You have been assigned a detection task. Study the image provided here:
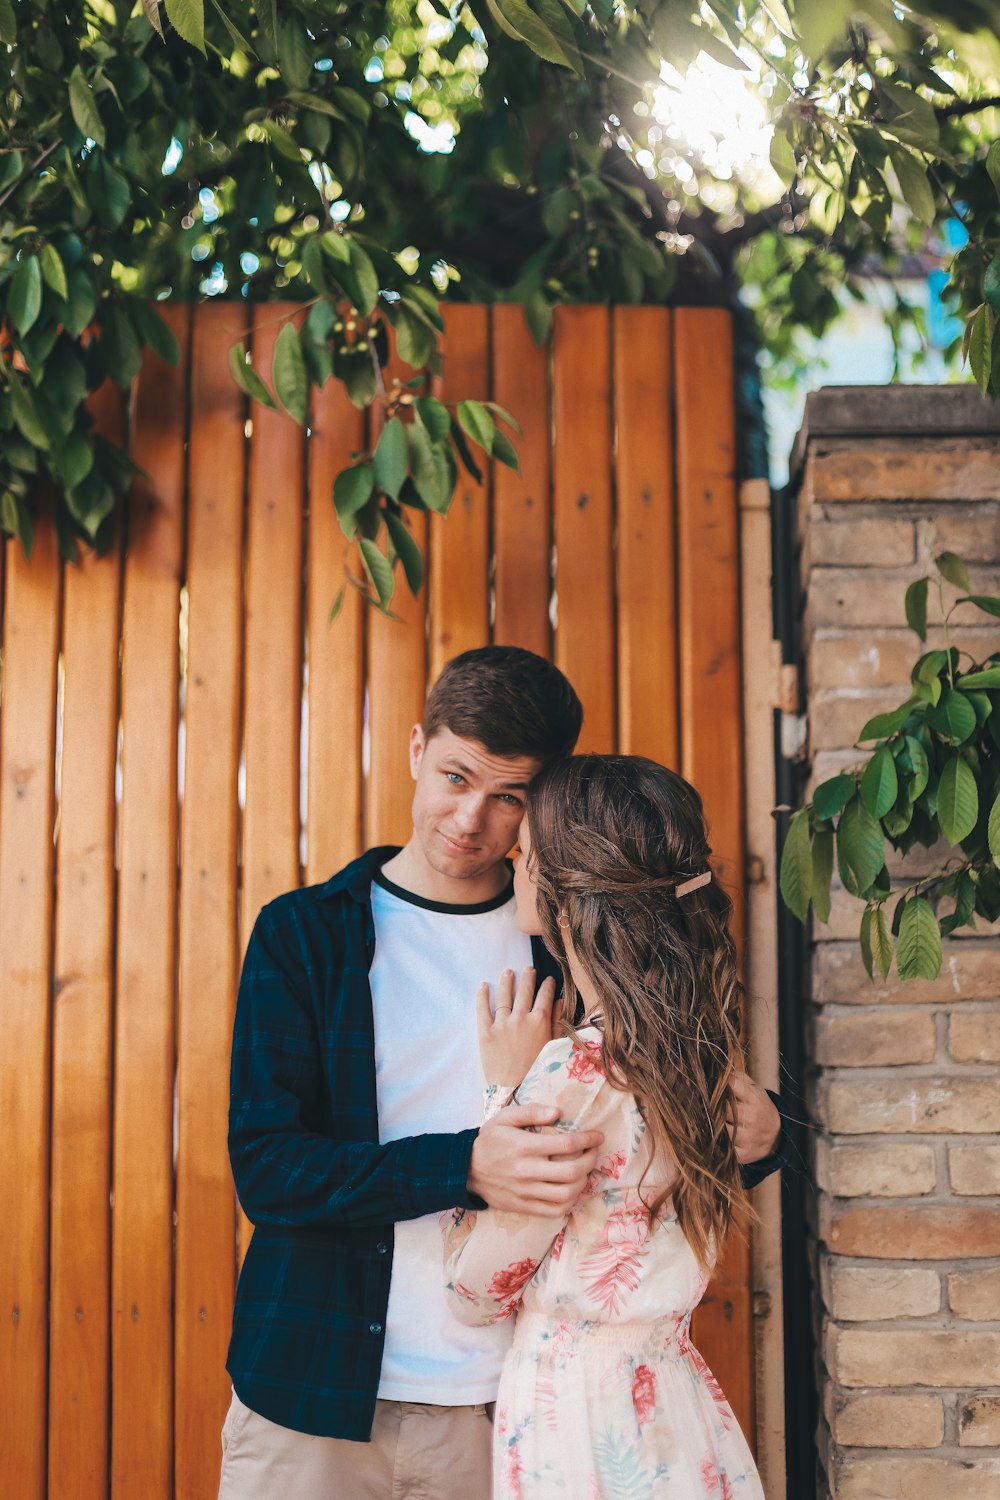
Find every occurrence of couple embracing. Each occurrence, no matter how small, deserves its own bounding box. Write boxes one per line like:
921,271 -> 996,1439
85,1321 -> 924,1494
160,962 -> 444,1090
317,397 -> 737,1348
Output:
219,647 -> 785,1499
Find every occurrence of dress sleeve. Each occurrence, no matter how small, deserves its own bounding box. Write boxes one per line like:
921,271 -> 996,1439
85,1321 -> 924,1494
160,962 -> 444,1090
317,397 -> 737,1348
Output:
441,1032 -> 609,1326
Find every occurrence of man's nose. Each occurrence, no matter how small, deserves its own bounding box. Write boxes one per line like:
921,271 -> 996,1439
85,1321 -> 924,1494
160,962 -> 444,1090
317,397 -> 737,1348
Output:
454,795 -> 487,830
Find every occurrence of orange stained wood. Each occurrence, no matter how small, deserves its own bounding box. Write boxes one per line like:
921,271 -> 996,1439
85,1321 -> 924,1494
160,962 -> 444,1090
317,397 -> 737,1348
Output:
429,304 -> 490,679
306,374 -> 366,882
490,306 -> 551,657
673,307 -> 752,1440
174,301 -> 246,1500
613,307 -> 679,768
0,516 -> 61,1500
47,385 -> 124,1500
366,332 -> 427,848
112,303 -> 189,1500
239,305 -> 307,1260
551,306 -> 615,752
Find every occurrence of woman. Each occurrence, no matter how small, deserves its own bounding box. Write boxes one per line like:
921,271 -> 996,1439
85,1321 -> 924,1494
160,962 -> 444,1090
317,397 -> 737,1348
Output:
441,755 -> 764,1498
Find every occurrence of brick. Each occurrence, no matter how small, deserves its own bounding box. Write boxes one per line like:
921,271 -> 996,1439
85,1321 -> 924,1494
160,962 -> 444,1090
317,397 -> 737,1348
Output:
808,436 -> 1000,502
808,566 -> 1000,630
822,1260 -> 940,1321
812,687 -> 905,750
830,1393 -> 943,1449
810,626 -> 1000,691
832,1455 -> 1000,1500
827,1326 -> 1000,1387
814,1010 -> 936,1067
959,1396 -> 1000,1447
822,1203 -> 1000,1259
812,943 -> 1000,1005
949,1267 -> 1000,1321
816,1140 -> 936,1198
921,509 -> 1000,563
823,886 -> 1000,942
950,1146 -> 1000,1195
816,1077 -> 1000,1134
951,1013 -> 1000,1063
811,517 -> 917,568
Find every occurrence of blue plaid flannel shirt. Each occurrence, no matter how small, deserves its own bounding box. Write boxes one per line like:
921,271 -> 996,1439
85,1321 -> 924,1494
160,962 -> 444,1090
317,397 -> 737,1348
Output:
226,845 -> 789,1442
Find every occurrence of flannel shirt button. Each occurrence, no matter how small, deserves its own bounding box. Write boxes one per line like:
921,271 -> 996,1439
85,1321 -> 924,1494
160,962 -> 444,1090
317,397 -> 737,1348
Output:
376,1241 -> 388,1255
369,1322 -> 382,1335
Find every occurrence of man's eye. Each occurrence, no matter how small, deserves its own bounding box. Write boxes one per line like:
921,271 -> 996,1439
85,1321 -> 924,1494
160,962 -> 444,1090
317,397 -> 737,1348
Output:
446,771 -> 464,784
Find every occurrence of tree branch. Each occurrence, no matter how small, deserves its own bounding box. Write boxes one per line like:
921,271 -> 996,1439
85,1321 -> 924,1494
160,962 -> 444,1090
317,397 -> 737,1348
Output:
0,139 -> 63,212
936,95 -> 1000,120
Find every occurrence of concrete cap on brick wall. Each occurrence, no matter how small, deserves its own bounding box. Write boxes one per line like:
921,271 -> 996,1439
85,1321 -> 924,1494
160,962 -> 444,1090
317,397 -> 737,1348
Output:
789,385 -> 1000,483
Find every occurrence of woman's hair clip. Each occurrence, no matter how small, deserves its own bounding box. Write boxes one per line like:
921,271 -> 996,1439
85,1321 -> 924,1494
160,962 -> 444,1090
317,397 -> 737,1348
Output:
674,871 -> 712,899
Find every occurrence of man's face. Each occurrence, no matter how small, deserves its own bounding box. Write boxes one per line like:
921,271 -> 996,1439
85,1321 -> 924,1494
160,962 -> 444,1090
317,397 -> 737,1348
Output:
408,727 -> 542,886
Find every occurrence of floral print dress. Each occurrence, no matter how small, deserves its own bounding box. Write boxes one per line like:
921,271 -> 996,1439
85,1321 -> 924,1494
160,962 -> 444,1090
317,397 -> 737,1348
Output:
441,1029 -> 765,1500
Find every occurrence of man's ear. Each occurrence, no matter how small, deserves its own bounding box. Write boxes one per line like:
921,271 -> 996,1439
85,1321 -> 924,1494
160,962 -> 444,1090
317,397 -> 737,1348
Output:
408,723 -> 425,780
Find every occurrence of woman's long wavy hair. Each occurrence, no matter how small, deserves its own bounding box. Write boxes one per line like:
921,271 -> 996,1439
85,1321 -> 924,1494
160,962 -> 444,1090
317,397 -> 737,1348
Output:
526,754 -> 748,1269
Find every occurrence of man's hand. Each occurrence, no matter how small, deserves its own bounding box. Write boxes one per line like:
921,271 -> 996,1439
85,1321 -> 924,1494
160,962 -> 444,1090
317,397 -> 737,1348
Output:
468,1103 -> 603,1216
730,1073 -> 781,1164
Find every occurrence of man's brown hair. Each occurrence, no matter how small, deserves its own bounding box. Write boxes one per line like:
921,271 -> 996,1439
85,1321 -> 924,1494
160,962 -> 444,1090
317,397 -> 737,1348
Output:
422,646 -> 582,763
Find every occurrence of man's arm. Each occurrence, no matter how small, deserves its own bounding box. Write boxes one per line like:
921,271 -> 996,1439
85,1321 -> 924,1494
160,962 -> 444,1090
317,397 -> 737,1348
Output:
733,1074 -> 793,1189
229,907 -> 602,1229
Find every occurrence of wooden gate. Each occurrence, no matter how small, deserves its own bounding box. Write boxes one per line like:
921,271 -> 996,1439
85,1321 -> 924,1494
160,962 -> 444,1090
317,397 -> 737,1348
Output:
0,301 -> 748,1499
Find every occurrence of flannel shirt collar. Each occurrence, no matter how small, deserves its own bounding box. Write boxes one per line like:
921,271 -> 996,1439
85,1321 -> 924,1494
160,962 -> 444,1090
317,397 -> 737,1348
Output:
318,845 -> 401,904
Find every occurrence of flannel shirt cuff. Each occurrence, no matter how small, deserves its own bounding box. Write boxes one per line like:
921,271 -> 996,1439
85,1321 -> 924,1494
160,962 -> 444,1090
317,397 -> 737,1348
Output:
739,1089 -> 793,1190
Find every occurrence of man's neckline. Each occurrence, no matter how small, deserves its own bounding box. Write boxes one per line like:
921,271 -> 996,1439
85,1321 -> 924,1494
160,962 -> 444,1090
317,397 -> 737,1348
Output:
373,867 -> 516,916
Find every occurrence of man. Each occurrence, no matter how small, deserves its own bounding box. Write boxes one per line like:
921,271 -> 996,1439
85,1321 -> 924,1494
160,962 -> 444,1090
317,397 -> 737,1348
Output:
219,646 -> 785,1498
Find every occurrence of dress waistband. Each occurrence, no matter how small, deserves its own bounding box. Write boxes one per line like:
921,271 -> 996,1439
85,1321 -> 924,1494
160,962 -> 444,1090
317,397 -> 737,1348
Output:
512,1311 -> 692,1361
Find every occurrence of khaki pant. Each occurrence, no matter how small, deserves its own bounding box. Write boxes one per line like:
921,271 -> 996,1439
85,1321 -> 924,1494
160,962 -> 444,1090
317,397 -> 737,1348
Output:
217,1389 -> 494,1500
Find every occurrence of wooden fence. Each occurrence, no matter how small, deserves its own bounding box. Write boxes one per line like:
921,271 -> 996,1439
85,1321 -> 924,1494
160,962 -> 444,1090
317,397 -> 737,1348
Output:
0,301 -> 748,1498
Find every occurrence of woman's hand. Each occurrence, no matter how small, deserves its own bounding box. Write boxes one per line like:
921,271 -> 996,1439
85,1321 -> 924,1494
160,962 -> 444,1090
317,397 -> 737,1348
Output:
476,967 -> 560,1088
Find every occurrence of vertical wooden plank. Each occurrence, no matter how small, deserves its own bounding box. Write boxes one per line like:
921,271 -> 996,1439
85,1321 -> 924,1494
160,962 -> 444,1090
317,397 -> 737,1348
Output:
48,386 -> 124,1500
674,306 -> 753,1444
366,334 -> 427,848
0,519 -> 61,1500
491,306 -> 551,656
239,306 -> 305,1255
112,304 -> 188,1500
174,303 -> 246,1500
429,304 -> 490,680
551,306 -> 615,751
614,307 -> 678,767
305,377 -> 365,883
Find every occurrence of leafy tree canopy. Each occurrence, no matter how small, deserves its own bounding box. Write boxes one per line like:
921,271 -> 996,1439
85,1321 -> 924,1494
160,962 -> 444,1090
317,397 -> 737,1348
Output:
3,0 -> 1000,605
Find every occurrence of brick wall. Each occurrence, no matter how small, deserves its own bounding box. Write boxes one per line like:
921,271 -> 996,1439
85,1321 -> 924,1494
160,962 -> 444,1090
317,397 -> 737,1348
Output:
794,388 -> 1000,1499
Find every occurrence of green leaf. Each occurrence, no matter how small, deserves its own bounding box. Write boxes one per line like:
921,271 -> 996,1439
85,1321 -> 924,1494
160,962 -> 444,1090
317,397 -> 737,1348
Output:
69,65 -> 106,147
0,0 -> 16,45
10,380 -> 51,448
836,795 -> 886,898
969,304 -> 994,395
414,397 -> 451,444
101,305 -> 143,388
394,304 -> 434,368
936,756 -> 979,844
935,551 -> 971,592
857,699 -> 917,744
384,509 -> 424,595
769,126 -> 797,189
207,0 -> 255,54
164,0 -> 205,52
492,430 -> 520,472
812,773 -> 855,821
272,321 -> 308,423
485,0 -> 581,72
779,808 -> 812,923
886,142 -> 935,226
904,577 -> 928,641
457,400 -> 496,454
87,155 -> 131,231
51,428 -> 94,490
132,302 -> 181,366
373,417 -> 408,501
1,490 -> 34,556
958,594 -> 1000,619
39,244 -> 68,302
876,81 -> 940,151
408,419 -> 453,513
346,241 -> 379,316
988,789 -> 1000,865
359,537 -> 395,608
860,744 -> 898,820
228,342 -> 277,410
320,230 -> 351,265
902,735 -> 930,799
928,688 -> 977,745
896,896 -> 943,981
484,401 -> 521,435
859,906 -> 875,980
8,256 -> 42,336
913,648 -> 948,686
987,142 -> 1000,204
871,905 -> 894,981
985,261 -> 1000,320
811,828 -> 833,924
278,10 -> 312,90
959,666 -> 1000,691
62,268 -> 97,338
333,463 -> 373,537
524,290 -> 552,345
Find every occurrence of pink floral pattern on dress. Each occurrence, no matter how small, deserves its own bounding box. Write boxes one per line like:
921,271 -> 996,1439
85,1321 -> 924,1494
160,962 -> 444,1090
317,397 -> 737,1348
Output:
440,1029 -> 764,1499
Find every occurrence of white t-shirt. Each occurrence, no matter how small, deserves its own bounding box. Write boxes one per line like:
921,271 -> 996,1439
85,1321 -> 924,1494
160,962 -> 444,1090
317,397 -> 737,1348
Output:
369,870 -> 534,1404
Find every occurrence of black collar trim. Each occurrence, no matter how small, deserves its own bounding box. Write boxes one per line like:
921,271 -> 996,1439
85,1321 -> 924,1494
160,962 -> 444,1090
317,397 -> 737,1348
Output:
373,868 -> 516,916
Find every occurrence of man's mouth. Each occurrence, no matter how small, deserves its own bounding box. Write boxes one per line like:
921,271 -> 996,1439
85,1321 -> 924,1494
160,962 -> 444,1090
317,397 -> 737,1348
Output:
440,831 -> 478,854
